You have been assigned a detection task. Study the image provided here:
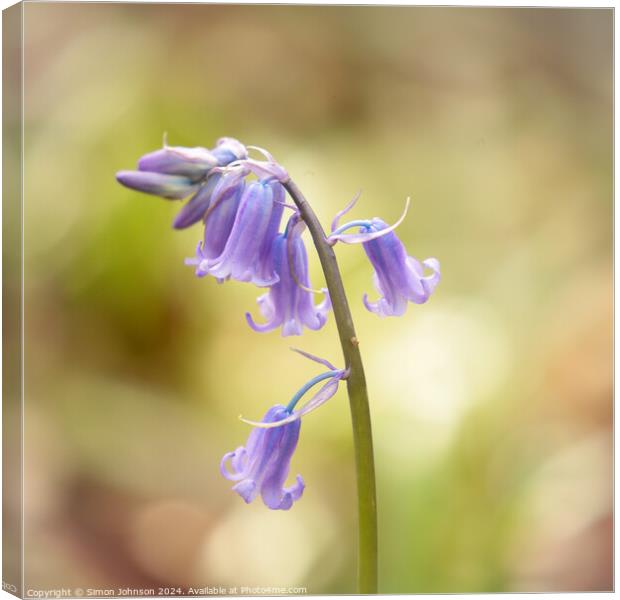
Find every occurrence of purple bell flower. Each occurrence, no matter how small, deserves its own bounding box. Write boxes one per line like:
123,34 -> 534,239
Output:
186,178 -> 283,286
253,180 -> 285,284
246,214 -> 331,336
200,175 -> 246,260
221,405 -> 304,510
221,350 -> 346,510
116,137 -> 248,217
329,197 -> 440,317
184,182 -> 245,280
360,222 -> 440,317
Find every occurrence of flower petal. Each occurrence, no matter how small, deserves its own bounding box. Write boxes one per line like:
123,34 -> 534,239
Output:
207,181 -> 278,285
220,447 -> 247,481
282,319 -> 304,337
232,479 -> 258,503
245,308 -> 279,333
172,174 -> 220,229
138,145 -> 218,181
285,475 -> 305,501
185,242 -> 211,277
200,180 -> 244,261
421,258 -> 441,295
259,418 -> 302,510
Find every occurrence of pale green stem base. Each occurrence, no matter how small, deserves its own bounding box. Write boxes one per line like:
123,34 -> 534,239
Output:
283,179 -> 378,594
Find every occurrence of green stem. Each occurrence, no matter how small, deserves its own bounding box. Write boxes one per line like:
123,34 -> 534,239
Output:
283,178 -> 378,594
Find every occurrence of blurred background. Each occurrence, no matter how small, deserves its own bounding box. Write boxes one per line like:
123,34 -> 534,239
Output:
5,3 -> 612,594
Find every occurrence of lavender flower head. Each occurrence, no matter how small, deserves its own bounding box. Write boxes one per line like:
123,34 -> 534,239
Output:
116,137 -> 248,226
118,135 -> 442,537
329,197 -> 441,317
221,350 -> 346,510
246,213 -> 331,336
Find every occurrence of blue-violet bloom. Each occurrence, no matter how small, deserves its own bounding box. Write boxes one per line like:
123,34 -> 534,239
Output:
221,351 -> 346,510
329,197 -> 440,317
221,404 -> 304,510
186,178 -> 283,286
184,176 -> 246,280
246,213 -> 331,336
116,137 -> 247,221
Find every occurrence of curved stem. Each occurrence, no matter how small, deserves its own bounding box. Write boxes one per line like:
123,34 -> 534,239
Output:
283,178 -> 378,594
286,370 -> 342,413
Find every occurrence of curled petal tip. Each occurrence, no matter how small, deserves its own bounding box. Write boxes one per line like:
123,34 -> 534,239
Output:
330,190 -> 362,233
238,412 -> 299,429
229,158 -> 289,183
247,145 -> 276,162
328,196 -> 411,244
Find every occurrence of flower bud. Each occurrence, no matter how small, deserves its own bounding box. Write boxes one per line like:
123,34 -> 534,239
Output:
211,137 -> 248,165
138,146 -> 218,181
115,170 -> 197,200
172,174 -> 221,229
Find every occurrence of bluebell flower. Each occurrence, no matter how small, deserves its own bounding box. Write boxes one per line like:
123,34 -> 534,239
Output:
221,351 -> 346,510
186,178 -> 284,286
184,176 -> 246,280
246,213 -> 331,336
220,405 -> 304,510
329,197 -> 440,317
116,137 -> 248,225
